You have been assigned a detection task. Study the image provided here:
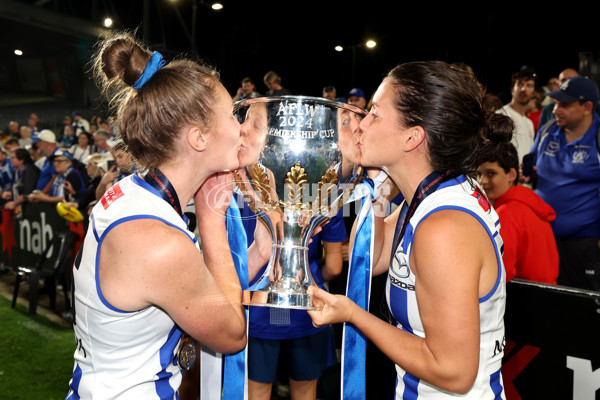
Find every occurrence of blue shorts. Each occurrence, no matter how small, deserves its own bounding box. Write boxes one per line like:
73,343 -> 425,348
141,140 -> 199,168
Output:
247,327 -> 335,383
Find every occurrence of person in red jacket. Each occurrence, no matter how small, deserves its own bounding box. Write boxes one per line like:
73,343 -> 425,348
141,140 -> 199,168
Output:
477,141 -> 559,284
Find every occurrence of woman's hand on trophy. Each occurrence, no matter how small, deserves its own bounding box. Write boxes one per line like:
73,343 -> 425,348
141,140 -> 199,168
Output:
306,285 -> 356,327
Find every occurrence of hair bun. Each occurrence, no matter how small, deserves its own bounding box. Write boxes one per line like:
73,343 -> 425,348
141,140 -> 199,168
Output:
98,34 -> 151,88
484,111 -> 514,143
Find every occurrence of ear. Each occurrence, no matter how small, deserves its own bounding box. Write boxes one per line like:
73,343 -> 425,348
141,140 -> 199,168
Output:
508,167 -> 517,185
405,126 -> 426,151
187,125 -> 208,152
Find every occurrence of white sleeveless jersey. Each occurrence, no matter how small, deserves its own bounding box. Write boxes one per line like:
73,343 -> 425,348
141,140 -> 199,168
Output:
66,174 -> 199,399
386,175 -> 506,399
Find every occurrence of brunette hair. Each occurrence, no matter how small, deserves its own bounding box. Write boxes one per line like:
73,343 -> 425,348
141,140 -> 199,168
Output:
386,61 -> 513,179
92,30 -> 221,171
13,148 -> 34,165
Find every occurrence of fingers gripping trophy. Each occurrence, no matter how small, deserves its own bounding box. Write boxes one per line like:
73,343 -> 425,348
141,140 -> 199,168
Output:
234,96 -> 365,310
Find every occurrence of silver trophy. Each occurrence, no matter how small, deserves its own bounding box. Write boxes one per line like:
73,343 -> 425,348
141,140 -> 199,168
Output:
234,96 -> 366,310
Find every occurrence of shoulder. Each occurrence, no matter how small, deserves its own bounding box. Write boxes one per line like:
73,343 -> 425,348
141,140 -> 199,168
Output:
104,218 -> 199,273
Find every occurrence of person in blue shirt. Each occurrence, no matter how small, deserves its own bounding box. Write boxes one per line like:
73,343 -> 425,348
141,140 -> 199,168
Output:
32,129 -> 59,192
528,76 -> 600,290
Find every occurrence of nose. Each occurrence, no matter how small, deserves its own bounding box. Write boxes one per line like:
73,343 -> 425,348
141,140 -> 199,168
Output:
359,113 -> 370,133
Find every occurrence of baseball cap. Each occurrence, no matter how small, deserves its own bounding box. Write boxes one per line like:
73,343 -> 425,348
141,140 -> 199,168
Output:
71,110 -> 81,118
546,76 -> 599,104
32,129 -> 57,144
50,149 -> 73,161
348,88 -> 365,99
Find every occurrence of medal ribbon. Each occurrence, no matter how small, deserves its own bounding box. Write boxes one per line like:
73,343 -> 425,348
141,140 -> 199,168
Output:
391,171 -> 445,257
381,171 -> 445,328
221,192 -> 272,399
222,192 -> 249,399
342,177 -> 376,400
143,169 -> 183,218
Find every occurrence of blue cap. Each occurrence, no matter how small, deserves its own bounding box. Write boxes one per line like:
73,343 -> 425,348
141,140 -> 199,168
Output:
347,88 -> 365,99
546,76 -> 599,105
50,149 -> 73,161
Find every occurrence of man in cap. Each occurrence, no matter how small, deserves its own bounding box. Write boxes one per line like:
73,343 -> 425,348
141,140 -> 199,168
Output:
28,149 -> 86,204
347,87 -> 367,109
529,76 -> 600,290
32,129 -> 59,192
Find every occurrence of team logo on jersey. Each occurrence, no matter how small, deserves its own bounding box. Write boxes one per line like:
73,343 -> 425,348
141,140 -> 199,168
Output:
471,186 -> 490,212
544,141 -> 560,156
101,183 -> 124,209
391,250 -> 410,279
390,250 -> 415,291
572,150 -> 588,163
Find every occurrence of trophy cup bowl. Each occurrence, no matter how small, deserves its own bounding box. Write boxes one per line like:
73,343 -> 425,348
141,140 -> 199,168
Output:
234,96 -> 366,310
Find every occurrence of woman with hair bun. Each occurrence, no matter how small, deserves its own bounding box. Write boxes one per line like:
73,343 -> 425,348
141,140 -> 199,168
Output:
309,61 -> 509,398
65,31 -> 267,399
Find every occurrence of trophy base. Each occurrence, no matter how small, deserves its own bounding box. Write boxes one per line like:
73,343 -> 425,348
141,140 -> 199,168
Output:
243,288 -> 320,310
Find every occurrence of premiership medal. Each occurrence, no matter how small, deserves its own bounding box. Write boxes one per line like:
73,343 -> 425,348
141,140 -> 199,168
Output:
176,334 -> 197,370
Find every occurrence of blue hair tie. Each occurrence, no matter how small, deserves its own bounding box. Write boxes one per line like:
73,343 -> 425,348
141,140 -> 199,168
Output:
133,51 -> 166,90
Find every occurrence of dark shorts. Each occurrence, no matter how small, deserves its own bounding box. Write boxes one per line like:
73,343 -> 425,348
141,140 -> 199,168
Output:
247,327 -> 334,383
557,237 -> 600,291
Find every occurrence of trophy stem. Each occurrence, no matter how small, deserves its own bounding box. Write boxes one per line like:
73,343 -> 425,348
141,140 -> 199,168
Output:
243,212 -> 320,310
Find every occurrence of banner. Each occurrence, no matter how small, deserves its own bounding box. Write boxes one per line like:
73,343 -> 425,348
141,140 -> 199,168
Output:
0,203 -> 71,266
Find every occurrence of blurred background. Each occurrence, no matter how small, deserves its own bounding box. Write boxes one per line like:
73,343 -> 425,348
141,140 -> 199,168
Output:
1,0 -> 599,130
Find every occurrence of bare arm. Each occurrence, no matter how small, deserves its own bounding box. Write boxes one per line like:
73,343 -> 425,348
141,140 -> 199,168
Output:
99,173 -> 247,354
309,209 -> 498,394
321,241 -> 343,281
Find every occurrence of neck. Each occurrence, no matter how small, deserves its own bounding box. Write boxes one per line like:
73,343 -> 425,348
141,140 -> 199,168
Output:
386,163 -> 435,205
509,102 -> 528,116
154,164 -> 213,213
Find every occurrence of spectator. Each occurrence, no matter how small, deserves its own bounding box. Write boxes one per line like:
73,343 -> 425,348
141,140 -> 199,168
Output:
232,76 -> 262,102
28,150 -> 86,204
18,125 -> 32,149
322,85 -> 337,100
529,76 -> 600,291
69,131 -> 95,165
60,124 -> 77,149
0,130 -> 9,146
527,88 -> 545,133
29,142 -> 45,170
347,87 -> 367,109
0,147 -> 14,194
497,68 -> 537,163
66,153 -> 104,216
28,113 -> 40,137
93,129 -> 112,154
32,129 -> 59,192
71,110 -> 90,136
477,139 -> 558,284
538,68 -> 579,129
2,148 -> 40,211
4,138 -> 20,153
542,76 -> 561,106
8,121 -> 20,138
263,71 -> 291,96
62,115 -> 73,138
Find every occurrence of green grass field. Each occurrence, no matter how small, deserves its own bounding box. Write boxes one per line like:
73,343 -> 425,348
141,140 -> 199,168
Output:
0,294 -> 75,400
